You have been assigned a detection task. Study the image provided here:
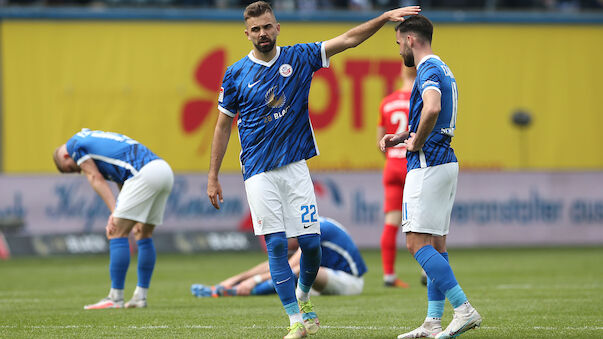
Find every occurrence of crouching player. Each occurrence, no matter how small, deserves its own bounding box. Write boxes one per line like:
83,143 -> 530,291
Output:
192,217 -> 367,298
53,128 -> 174,309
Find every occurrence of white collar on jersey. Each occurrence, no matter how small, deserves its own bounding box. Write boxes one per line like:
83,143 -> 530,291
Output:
248,46 -> 281,67
416,54 -> 441,69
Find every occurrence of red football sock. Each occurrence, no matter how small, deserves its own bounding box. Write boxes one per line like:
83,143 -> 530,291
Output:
381,223 -> 399,275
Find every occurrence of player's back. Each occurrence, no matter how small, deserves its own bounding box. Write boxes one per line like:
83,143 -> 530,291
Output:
66,129 -> 159,183
319,217 -> 367,277
407,55 -> 458,170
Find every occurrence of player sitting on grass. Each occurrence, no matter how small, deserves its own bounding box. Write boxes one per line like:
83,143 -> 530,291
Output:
191,217 -> 367,298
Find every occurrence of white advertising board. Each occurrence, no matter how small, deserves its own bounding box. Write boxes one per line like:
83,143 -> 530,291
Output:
0,172 -> 601,247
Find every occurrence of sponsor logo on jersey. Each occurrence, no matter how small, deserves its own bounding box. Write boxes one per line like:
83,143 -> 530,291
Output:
279,63 -> 293,77
265,86 -> 286,108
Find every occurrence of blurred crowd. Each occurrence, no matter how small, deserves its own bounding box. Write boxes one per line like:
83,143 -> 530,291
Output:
3,0 -> 602,11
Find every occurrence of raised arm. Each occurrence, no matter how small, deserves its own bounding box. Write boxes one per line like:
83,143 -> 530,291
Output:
207,112 -> 234,209
79,159 -> 116,212
324,6 -> 420,59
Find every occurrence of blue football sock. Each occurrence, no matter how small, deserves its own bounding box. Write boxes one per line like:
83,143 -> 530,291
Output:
251,280 -> 276,295
297,233 -> 321,291
136,238 -> 156,288
426,252 -> 449,318
265,232 -> 298,314
445,285 -> 468,309
109,237 -> 130,290
415,245 -> 465,308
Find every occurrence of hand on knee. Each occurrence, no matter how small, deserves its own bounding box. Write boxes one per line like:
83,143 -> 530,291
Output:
105,215 -> 118,239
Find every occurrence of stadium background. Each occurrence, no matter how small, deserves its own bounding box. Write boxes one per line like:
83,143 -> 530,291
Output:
0,6 -> 602,256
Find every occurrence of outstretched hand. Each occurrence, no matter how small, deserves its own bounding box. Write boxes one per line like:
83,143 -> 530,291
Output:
385,6 -> 421,22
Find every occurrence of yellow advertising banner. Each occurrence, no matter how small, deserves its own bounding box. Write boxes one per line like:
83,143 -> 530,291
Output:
2,21 -> 603,173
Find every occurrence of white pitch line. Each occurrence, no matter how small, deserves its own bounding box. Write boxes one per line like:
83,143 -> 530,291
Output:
1,325 -> 601,331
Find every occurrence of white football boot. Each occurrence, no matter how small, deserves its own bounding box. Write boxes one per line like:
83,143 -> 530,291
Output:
435,304 -> 481,339
398,320 -> 442,339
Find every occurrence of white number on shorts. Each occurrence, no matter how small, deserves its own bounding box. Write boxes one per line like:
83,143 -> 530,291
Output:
301,205 -> 317,223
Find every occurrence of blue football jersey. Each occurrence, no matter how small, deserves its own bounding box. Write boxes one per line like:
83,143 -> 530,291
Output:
218,43 -> 328,180
319,217 -> 367,277
66,129 -> 160,184
407,55 -> 458,171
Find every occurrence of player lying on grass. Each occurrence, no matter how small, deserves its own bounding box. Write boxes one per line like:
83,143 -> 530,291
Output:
53,128 -> 174,310
191,217 -> 367,298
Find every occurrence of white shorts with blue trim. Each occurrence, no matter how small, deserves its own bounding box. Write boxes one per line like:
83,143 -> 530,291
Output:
402,162 -> 458,236
113,159 -> 174,226
244,160 -> 320,237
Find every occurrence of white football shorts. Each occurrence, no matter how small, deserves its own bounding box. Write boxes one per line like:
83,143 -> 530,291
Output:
401,162 -> 458,236
318,268 -> 364,296
113,159 -> 174,226
244,160 -> 320,237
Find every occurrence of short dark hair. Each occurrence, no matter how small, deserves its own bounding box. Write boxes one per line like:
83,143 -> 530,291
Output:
395,15 -> 433,44
244,1 -> 274,21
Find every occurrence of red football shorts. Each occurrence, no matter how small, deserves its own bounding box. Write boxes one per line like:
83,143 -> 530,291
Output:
382,158 -> 407,213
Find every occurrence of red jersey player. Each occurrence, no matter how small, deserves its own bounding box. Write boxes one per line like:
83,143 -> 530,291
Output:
376,64 -> 416,288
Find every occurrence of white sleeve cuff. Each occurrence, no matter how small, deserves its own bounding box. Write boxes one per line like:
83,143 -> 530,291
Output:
218,105 -> 236,117
320,42 -> 330,68
421,86 -> 441,97
76,154 -> 91,166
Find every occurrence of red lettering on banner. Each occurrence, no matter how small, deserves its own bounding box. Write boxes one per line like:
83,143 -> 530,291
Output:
377,60 -> 403,97
309,67 -> 340,130
344,60 -> 371,130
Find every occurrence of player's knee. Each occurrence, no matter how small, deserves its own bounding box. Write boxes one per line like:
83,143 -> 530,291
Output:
265,232 -> 288,258
297,233 -> 321,257
133,224 -> 154,240
406,241 -> 418,255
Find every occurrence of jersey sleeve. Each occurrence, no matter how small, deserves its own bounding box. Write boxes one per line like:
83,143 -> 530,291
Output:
419,64 -> 442,97
65,136 -> 90,165
217,67 -> 238,117
296,42 -> 329,72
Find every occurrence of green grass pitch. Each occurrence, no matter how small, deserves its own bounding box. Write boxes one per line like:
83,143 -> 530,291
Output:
1,247 -> 602,338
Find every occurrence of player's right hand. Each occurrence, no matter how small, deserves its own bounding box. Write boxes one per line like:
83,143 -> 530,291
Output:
207,179 -> 223,210
385,6 -> 421,22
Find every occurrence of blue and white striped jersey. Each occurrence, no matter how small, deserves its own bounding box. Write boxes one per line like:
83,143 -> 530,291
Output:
66,129 -> 159,184
407,55 -> 458,171
319,217 -> 367,277
218,43 -> 328,180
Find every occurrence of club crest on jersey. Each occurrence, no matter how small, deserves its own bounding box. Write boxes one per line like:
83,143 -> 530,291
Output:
279,64 -> 293,77
265,86 -> 286,108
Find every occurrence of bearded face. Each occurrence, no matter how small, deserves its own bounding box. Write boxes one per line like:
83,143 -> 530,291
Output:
246,12 -> 280,55
254,36 -> 276,53
402,38 -> 415,67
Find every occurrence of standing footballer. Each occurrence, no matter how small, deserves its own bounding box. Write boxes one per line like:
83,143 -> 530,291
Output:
207,2 -> 420,338
380,16 -> 482,339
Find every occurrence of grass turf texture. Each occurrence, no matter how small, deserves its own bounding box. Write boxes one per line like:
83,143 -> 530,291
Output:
1,247 -> 602,338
